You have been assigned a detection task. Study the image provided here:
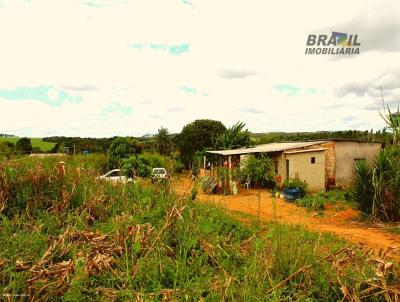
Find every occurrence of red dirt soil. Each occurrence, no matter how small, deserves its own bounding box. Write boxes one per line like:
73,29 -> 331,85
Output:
173,176 -> 400,258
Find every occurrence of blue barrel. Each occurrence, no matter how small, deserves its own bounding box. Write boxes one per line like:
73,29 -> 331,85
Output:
283,188 -> 301,202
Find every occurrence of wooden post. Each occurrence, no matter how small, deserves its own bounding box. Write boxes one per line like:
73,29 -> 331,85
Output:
228,155 -> 232,193
258,189 -> 261,225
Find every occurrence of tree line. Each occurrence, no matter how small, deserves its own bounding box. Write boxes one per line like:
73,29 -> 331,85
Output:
1,120 -> 390,167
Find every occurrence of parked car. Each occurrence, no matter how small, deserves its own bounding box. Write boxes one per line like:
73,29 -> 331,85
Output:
151,167 -> 168,181
97,169 -> 132,183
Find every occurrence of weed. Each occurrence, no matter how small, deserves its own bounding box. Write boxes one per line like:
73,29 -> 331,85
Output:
0,156 -> 398,301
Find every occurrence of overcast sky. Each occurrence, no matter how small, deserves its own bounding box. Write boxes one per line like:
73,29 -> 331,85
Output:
1,0 -> 400,137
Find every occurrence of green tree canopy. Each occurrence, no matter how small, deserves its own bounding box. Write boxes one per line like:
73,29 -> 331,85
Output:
215,121 -> 251,149
177,119 -> 226,166
107,137 -> 144,169
15,137 -> 32,154
155,127 -> 173,156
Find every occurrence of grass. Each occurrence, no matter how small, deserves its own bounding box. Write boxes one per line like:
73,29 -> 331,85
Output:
295,189 -> 354,211
0,137 -> 56,152
0,155 -> 399,301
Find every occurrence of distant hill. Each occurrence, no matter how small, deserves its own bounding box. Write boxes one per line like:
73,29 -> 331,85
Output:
250,130 -> 388,144
0,137 -> 56,152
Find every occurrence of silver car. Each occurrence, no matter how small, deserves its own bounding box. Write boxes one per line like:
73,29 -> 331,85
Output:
151,167 -> 168,180
98,169 -> 132,183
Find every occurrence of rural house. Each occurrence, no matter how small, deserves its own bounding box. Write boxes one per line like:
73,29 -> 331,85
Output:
207,139 -> 382,191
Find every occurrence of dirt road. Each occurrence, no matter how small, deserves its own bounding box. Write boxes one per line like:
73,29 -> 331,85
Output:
173,177 -> 400,258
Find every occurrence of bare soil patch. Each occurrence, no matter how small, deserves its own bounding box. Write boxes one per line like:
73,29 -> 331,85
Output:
173,176 -> 400,258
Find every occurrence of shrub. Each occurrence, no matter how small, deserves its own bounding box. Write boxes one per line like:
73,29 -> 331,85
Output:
296,192 -> 326,210
140,153 -> 169,169
173,160 -> 184,173
121,156 -> 152,178
107,137 -> 143,169
0,142 -> 14,159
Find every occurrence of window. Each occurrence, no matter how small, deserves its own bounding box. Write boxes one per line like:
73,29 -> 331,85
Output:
311,157 -> 316,164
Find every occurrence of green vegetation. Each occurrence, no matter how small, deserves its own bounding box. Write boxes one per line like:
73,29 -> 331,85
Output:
15,137 -> 32,154
121,152 -> 181,179
0,156 -> 399,300
352,147 -> 400,221
43,136 -> 116,154
283,178 -> 308,198
294,189 -> 353,211
239,154 -> 274,189
107,137 -> 144,169
352,106 -> 400,222
214,122 -> 251,150
122,155 -> 152,178
0,137 -> 56,152
155,127 -> 174,156
252,130 -> 387,144
177,119 -> 226,167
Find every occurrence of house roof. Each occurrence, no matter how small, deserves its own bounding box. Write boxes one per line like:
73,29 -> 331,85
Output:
284,148 -> 327,154
207,141 -> 327,156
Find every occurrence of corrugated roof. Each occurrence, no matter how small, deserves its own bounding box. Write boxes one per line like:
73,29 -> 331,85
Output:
207,141 -> 327,156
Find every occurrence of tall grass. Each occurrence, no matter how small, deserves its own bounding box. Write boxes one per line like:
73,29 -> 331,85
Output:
0,155 -> 398,301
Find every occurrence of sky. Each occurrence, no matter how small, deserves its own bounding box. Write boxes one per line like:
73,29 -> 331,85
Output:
0,0 -> 400,137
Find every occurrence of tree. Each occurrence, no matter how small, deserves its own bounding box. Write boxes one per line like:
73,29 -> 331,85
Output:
215,121 -> 251,149
155,127 -> 173,155
107,137 -> 144,168
15,137 -> 32,154
177,119 -> 226,166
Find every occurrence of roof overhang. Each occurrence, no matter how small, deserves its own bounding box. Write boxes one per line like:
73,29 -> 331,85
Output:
206,141 -> 328,156
284,148 -> 327,154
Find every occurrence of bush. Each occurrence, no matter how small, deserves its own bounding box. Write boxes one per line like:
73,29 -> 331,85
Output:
296,192 -> 326,210
140,153 -> 169,169
283,178 -> 308,198
107,137 -> 143,169
121,156 -> 152,178
0,142 -> 14,159
173,160 -> 184,173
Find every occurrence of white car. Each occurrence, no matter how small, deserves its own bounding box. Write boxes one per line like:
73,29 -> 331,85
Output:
98,169 -> 132,183
151,167 -> 168,180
